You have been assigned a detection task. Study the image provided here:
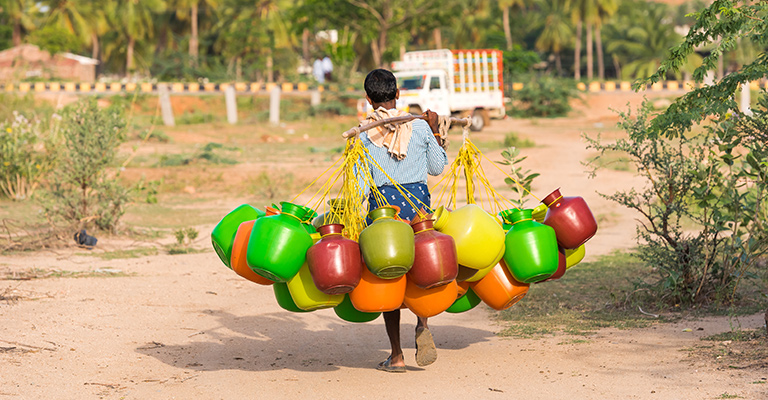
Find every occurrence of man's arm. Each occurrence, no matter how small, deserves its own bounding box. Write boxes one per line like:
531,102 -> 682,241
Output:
416,114 -> 448,176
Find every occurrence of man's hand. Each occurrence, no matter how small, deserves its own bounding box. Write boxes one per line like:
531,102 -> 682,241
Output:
422,110 -> 439,134
422,109 -> 443,146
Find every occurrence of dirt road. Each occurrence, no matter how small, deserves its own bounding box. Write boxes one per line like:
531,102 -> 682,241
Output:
2,92 -> 766,399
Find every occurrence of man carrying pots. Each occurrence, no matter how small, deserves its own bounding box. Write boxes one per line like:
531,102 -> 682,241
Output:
359,68 -> 448,372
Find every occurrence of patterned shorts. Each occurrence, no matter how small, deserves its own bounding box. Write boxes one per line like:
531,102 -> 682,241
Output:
368,182 -> 432,222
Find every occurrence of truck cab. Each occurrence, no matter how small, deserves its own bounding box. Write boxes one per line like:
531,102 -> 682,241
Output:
395,69 -> 451,117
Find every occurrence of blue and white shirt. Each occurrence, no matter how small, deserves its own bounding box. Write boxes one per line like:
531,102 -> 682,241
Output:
360,117 -> 448,189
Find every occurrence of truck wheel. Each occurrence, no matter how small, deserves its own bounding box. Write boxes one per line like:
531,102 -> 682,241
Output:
409,106 -> 422,116
470,110 -> 485,131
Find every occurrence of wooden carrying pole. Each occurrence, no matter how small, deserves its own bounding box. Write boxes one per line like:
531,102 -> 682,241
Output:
342,115 -> 472,139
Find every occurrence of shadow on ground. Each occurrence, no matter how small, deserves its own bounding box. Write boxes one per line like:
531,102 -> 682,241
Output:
137,309 -> 494,372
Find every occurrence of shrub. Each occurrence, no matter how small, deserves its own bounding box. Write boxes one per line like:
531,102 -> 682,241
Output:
507,75 -> 578,118
40,99 -> 130,233
584,101 -> 767,305
0,112 -> 56,200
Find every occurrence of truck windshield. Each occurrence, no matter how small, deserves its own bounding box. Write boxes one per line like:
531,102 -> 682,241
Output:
398,76 -> 425,90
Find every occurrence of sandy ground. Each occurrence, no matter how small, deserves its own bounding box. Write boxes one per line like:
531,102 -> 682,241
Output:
1,92 -> 767,400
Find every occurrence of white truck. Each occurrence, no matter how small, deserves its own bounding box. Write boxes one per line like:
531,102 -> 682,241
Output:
391,49 -> 506,131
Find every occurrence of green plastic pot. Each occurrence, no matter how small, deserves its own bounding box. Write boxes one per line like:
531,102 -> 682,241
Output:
247,201 -> 314,282
211,204 -> 265,268
358,206 -> 415,279
502,208 -> 559,283
334,294 -> 381,323
446,287 -> 482,313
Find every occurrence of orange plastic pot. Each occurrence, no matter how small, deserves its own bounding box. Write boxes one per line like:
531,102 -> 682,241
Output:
471,262 -> 529,311
404,279 -> 458,318
456,280 -> 472,298
230,221 -> 273,285
349,267 -> 406,313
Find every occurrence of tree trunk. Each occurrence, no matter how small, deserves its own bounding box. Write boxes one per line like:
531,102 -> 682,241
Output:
189,2 -> 199,68
91,33 -> 101,77
612,55 -> 622,80
302,28 -> 310,65
126,35 -> 135,76
378,28 -> 388,68
433,28 -> 442,49
371,40 -> 381,68
12,20 -> 21,46
502,7 -> 512,50
596,24 -> 605,80
586,22 -> 593,80
574,20 -> 582,80
266,50 -> 274,83
556,53 -> 562,76
91,33 -> 100,60
236,56 -> 242,81
400,43 -> 406,61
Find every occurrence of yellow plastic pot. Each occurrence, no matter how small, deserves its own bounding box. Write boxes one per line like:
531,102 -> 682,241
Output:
287,263 -> 344,311
565,245 -> 586,269
432,204 -> 505,271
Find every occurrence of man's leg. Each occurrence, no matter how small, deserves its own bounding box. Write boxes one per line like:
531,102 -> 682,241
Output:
383,310 -> 405,367
415,316 -> 437,366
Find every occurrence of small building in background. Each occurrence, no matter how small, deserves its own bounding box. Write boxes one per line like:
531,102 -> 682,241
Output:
0,44 -> 99,82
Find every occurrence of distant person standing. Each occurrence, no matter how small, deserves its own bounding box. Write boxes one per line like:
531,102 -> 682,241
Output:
322,55 -> 333,82
313,57 -> 325,84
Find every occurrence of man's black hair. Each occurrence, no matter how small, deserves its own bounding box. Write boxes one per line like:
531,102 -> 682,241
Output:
364,69 -> 398,103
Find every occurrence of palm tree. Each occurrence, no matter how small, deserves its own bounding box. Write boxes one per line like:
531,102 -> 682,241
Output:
535,0 -> 571,75
216,0 -> 294,81
44,0 -> 108,60
499,0 -> 527,50
604,1 -> 698,80
570,0 -> 598,80
112,0 -> 166,75
1,0 -> 37,46
172,0 -> 218,67
593,0 -> 618,80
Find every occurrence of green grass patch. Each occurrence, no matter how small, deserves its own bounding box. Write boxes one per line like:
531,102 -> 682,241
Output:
502,132 -> 536,148
702,329 -> 765,342
2,267 -> 133,280
496,251 -> 661,338
77,247 -> 159,260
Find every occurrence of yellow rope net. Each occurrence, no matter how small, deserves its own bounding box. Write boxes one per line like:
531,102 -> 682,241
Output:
289,115 -> 544,239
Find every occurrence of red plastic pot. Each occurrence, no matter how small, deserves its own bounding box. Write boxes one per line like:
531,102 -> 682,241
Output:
306,224 -> 363,295
407,219 -> 458,289
542,188 -> 598,249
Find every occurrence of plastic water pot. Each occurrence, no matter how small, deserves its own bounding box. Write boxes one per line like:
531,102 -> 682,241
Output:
404,279 -> 458,318
287,262 -> 344,311
246,201 -> 314,282
446,287 -> 482,313
565,245 -> 585,269
358,206 -> 415,279
334,294 -> 381,323
433,204 -> 505,271
230,221 -> 273,286
471,263 -> 529,310
273,282 -> 311,313
408,219 -> 458,289
211,204 -> 265,268
503,208 -> 559,283
349,267 -> 406,313
542,188 -> 598,249
306,224 -> 362,295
